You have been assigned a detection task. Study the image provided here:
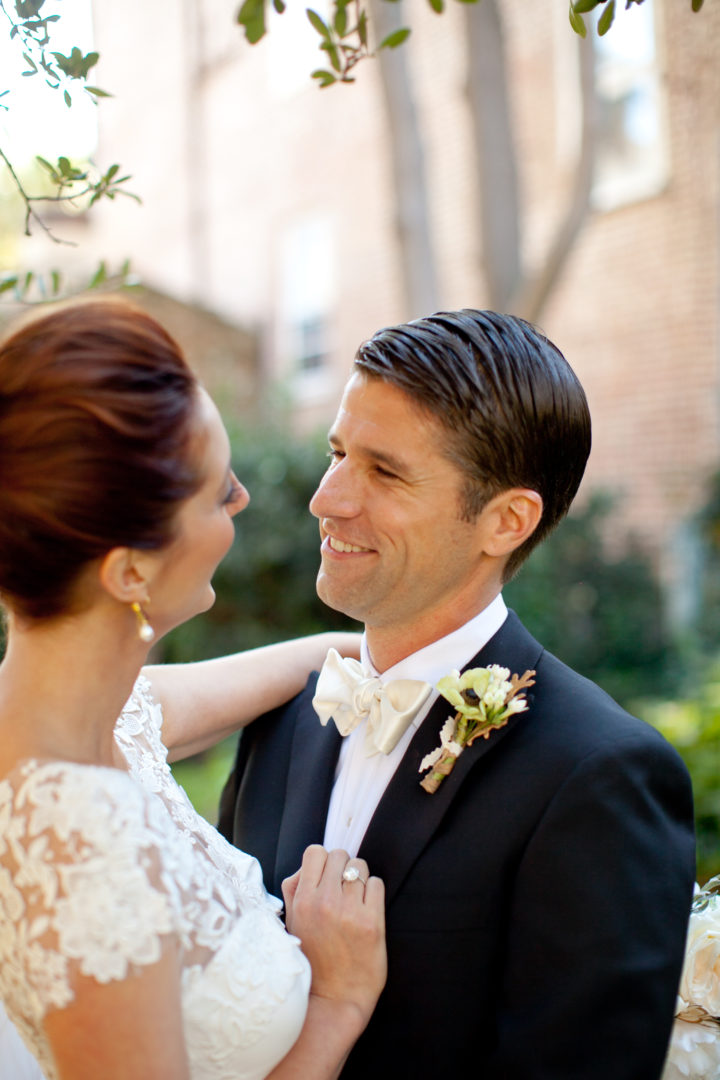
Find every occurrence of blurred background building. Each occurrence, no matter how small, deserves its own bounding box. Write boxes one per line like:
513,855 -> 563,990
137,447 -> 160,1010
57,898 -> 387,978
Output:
2,0 -> 719,630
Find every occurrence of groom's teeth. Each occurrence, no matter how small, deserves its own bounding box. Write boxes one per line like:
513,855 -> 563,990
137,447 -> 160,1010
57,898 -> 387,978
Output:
329,537 -> 367,553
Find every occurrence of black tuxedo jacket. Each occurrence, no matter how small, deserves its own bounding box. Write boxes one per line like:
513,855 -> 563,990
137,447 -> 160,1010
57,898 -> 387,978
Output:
218,612 -> 695,1079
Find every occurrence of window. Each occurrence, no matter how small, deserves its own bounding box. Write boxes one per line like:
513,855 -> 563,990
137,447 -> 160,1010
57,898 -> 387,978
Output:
592,2 -> 668,209
278,215 -> 336,394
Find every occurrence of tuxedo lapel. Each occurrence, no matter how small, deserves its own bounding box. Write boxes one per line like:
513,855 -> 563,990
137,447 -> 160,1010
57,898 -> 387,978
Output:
274,699 -> 343,887
358,612 -> 543,905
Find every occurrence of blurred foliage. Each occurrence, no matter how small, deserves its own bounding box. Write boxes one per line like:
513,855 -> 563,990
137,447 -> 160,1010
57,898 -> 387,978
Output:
0,0 -> 137,243
632,471 -> 720,882
0,0 -> 137,289
641,676 -> 720,884
235,0 -> 705,87
171,736 -> 238,824
505,492 -> 675,706
570,0 -> 703,40
693,471 -> 720,651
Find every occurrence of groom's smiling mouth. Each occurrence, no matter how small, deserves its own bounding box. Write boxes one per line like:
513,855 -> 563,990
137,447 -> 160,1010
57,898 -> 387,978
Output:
326,534 -> 373,554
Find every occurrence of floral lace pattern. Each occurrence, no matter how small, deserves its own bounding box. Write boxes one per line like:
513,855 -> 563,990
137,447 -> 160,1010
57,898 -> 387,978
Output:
0,678 -> 310,1080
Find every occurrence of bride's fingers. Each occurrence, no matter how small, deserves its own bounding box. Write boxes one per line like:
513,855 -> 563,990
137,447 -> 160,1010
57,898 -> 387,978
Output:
363,875 -> 385,913
324,848 -> 352,879
281,868 -> 301,909
296,844 -> 330,890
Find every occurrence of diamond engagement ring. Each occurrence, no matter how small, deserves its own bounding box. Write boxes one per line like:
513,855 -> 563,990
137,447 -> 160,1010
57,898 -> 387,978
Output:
342,866 -> 368,885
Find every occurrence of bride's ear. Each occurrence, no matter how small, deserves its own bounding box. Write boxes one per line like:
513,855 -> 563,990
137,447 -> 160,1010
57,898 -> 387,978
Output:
98,548 -> 152,604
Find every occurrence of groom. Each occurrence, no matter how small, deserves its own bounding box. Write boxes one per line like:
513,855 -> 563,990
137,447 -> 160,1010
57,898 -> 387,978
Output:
219,310 -> 695,1079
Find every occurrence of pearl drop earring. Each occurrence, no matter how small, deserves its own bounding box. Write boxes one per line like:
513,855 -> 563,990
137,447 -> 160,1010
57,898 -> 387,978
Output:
131,601 -> 155,644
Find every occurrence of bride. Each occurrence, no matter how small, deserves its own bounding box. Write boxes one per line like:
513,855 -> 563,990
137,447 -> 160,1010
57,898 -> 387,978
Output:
0,297 -> 386,1079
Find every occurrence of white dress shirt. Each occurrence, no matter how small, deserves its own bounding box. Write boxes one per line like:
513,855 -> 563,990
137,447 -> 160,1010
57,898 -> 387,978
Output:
323,594 -> 508,856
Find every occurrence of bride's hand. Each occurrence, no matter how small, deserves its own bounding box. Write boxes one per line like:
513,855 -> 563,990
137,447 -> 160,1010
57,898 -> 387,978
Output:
282,846 -> 387,1028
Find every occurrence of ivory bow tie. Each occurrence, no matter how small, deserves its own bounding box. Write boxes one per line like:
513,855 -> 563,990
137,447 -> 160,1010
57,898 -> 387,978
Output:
312,648 -> 432,756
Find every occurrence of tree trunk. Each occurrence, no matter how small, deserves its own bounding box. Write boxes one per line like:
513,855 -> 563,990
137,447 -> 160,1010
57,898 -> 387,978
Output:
369,0 -> 439,318
464,0 -> 597,323
465,0 -> 521,310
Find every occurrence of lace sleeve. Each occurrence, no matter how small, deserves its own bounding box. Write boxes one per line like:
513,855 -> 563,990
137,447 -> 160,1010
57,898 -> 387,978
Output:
0,761 -> 181,1028
114,674 -> 169,777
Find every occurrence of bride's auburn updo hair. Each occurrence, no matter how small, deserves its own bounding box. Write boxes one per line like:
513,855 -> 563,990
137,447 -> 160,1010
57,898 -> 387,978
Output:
0,296 -> 203,619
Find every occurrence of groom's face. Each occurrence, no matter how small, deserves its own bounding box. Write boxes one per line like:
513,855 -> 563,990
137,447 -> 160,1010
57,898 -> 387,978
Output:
310,373 -> 495,660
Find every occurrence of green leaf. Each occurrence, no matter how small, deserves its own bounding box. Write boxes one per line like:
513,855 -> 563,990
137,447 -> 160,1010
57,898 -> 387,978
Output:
85,86 -> 112,98
89,261 -> 107,289
35,155 -> 58,180
334,3 -> 347,36
568,4 -> 587,36
105,163 -> 120,181
22,52 -> 37,72
427,0 -> 444,11
306,9 -> 330,38
572,0 -> 600,12
0,276 -> 19,295
691,0 -> 704,10
311,68 -> 336,87
597,0 -> 615,35
63,89 -> 71,107
236,0 -> 267,45
357,10 -> 368,47
51,270 -> 61,295
15,1 -> 45,17
21,271 -> 34,297
379,27 -> 411,49
320,40 -> 342,72
272,0 -> 285,9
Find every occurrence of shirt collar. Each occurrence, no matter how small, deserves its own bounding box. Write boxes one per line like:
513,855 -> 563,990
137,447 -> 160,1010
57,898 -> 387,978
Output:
360,594 -> 508,687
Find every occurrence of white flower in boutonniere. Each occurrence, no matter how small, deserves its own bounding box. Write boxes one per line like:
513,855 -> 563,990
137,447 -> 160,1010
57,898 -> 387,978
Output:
418,665 -> 536,794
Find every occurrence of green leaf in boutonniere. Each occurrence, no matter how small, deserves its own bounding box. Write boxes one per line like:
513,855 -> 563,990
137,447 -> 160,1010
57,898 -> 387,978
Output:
419,665 -> 536,794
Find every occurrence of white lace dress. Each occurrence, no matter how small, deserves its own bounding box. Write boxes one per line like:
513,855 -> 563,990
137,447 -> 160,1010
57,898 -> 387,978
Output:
0,677 -> 311,1080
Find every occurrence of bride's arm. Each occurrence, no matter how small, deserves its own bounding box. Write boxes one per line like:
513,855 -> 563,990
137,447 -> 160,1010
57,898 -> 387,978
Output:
267,847 -> 387,1080
143,631 -> 360,761
45,950 -> 190,1080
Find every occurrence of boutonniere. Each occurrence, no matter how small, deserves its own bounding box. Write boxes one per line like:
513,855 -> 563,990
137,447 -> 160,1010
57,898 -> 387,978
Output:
419,665 -> 536,793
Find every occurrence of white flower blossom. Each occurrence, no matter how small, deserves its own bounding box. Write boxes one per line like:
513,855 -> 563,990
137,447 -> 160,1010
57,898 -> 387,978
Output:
679,899 -> 720,1017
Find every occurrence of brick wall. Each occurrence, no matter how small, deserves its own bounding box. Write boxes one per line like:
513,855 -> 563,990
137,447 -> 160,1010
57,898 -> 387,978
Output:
51,0 -> 720,610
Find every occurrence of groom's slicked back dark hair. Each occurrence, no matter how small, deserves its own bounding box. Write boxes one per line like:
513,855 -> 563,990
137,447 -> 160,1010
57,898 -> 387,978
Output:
354,309 -> 592,579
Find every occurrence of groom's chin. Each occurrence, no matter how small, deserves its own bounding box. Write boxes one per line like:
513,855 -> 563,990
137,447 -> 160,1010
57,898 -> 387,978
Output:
315,571 -> 354,620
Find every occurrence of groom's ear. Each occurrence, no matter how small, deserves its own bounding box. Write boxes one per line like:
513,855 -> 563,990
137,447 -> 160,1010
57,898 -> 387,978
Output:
476,488 -> 543,559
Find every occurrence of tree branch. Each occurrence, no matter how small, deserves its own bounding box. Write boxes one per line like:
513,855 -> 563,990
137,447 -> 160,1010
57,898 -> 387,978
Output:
0,145 -> 71,244
511,35 -> 597,322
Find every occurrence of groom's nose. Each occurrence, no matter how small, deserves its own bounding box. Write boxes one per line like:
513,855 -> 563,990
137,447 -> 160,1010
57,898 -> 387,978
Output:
309,458 -> 362,521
